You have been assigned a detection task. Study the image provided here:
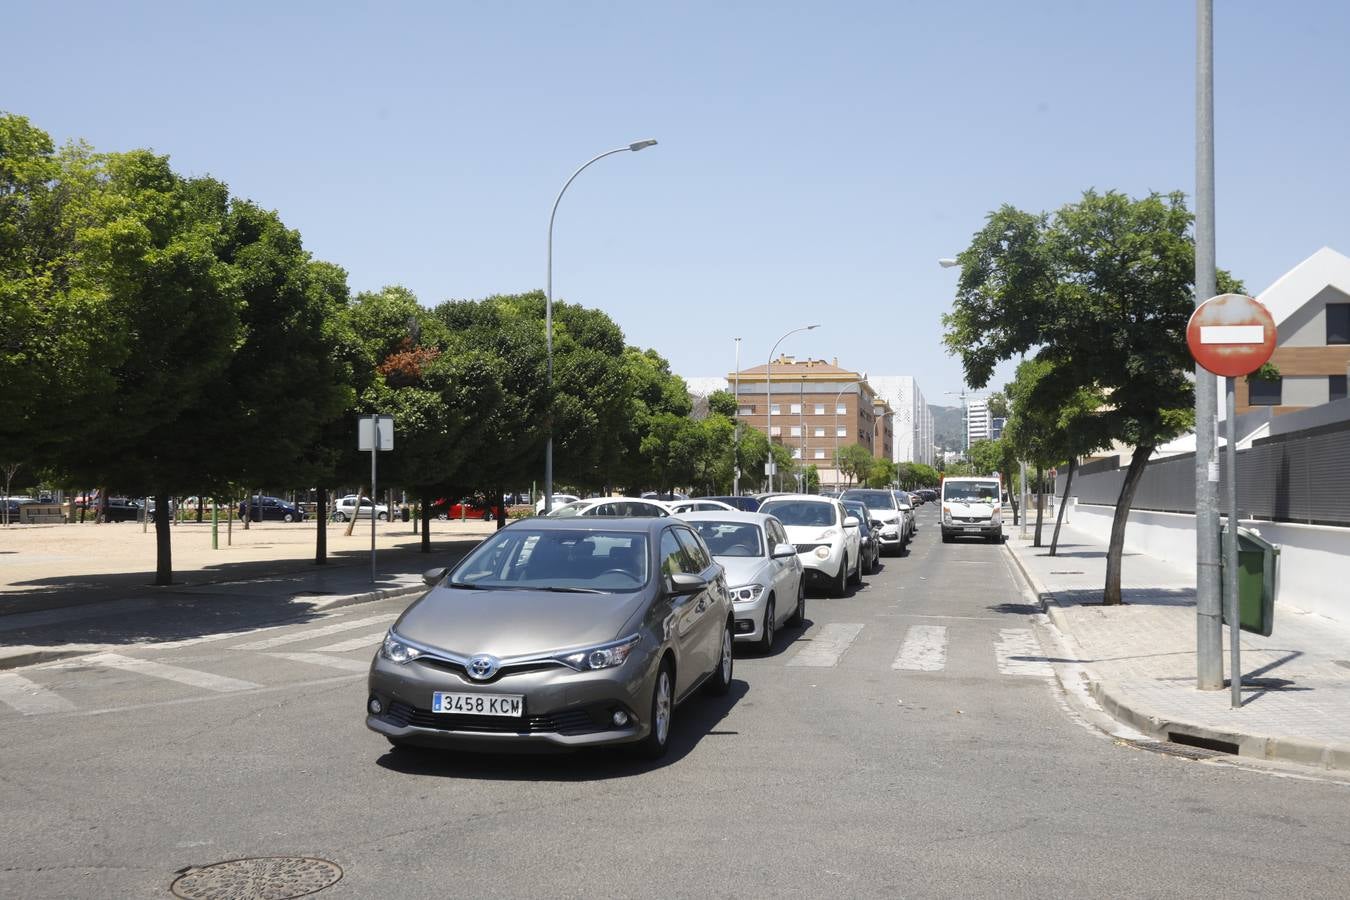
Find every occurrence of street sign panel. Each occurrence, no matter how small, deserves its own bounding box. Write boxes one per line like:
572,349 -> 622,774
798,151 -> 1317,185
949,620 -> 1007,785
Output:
358,415 -> 394,451
1186,293 -> 1277,377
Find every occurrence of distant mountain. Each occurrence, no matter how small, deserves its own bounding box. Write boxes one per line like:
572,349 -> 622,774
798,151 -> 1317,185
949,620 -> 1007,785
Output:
930,404 -> 966,451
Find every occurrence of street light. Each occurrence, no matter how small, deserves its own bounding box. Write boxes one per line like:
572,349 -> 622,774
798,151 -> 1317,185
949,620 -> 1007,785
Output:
544,139 -> 658,514
938,258 -> 960,268
766,324 -> 819,491
832,376 -> 867,489
733,337 -> 742,496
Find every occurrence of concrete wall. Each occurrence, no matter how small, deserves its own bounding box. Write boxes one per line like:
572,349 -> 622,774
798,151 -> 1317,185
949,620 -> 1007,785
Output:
1071,503 -> 1350,625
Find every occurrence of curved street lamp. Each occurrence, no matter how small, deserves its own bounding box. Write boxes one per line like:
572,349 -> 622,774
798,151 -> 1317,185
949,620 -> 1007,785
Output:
765,324 -> 819,491
544,140 -> 658,513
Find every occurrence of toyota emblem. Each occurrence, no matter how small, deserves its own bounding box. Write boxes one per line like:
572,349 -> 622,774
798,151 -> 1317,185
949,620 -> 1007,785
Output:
467,654 -> 499,680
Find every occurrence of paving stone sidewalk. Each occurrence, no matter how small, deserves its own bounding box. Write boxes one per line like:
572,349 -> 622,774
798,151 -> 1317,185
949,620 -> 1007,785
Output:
1004,522 -> 1350,771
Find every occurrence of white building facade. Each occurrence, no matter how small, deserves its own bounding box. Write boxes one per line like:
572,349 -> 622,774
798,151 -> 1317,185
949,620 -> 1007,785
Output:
869,376 -> 935,466
966,397 -> 991,447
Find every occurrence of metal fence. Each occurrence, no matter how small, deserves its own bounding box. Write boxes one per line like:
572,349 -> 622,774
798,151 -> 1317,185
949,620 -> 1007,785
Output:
1061,420 -> 1350,527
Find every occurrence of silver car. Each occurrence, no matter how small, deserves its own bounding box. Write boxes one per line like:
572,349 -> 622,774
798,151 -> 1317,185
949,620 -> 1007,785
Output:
680,512 -> 805,652
366,517 -> 734,759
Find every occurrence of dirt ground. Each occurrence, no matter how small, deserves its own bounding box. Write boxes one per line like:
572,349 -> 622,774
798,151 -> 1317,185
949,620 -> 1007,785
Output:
0,518 -> 496,594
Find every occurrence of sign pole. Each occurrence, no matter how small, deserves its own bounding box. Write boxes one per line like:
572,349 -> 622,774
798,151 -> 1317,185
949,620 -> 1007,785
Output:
370,413 -> 378,583
1224,377 -> 1241,708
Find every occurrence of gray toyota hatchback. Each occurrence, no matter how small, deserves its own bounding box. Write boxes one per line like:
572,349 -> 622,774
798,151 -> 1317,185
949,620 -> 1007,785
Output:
367,517 -> 734,759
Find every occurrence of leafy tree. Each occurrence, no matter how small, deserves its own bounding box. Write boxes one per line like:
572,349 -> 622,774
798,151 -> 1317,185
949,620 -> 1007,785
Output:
943,189 -> 1243,603
865,458 -> 897,488
896,462 -> 940,489
706,389 -> 737,418
835,444 -> 874,488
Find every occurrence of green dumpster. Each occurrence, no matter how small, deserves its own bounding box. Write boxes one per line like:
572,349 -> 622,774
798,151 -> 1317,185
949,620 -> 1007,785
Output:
1220,525 -> 1279,637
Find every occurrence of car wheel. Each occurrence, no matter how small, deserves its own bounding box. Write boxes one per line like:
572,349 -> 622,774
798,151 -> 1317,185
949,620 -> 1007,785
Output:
757,599 -> 776,653
787,577 -> 806,626
334,512 -> 347,523
635,659 -> 675,760
377,512 -> 388,521
831,558 -> 848,597
848,553 -> 863,586
482,510 -> 492,521
706,622 -> 734,695
283,513 -> 294,523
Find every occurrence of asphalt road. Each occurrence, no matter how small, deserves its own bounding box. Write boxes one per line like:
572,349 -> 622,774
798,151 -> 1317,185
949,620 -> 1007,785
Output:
3,506 -> 1349,898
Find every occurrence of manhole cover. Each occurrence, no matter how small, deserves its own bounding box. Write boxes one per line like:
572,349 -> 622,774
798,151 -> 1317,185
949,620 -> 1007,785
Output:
170,857 -> 342,899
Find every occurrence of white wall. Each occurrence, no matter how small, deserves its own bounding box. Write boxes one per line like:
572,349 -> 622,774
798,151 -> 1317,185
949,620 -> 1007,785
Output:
1071,503 -> 1350,624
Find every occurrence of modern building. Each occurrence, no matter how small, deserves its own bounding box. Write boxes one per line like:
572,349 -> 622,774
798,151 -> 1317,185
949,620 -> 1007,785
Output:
1231,246 -> 1350,415
868,376 -> 935,466
729,356 -> 879,489
873,400 -> 894,464
966,396 -> 991,447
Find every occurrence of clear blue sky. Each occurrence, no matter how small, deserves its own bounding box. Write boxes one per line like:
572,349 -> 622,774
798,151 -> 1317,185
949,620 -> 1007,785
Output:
6,1 -> 1348,406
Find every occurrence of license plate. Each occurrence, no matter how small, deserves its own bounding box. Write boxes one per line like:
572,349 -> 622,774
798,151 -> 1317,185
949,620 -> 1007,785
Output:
963,526 -> 983,533
431,692 -> 523,717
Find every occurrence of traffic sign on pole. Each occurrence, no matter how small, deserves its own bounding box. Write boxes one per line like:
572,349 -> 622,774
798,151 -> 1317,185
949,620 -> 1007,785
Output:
1187,293 -> 1278,708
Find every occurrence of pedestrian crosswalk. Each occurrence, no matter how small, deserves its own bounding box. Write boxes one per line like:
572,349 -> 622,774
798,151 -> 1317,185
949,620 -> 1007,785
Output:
0,614 -> 1057,718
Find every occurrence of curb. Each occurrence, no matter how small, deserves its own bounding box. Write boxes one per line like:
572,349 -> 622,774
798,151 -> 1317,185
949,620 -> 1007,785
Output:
1001,540 -> 1350,773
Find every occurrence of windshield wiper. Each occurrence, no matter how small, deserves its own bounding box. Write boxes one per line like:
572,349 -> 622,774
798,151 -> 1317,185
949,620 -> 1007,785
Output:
536,586 -> 607,594
448,581 -> 493,590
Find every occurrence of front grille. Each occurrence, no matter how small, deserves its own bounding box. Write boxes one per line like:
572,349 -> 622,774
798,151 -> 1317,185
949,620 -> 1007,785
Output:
386,701 -> 602,735
954,516 -> 989,524
413,657 -> 564,682
793,543 -> 824,554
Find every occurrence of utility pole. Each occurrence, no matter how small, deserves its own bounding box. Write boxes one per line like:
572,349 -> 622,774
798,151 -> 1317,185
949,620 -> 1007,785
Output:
1194,0 -> 1223,690
733,337 -> 742,496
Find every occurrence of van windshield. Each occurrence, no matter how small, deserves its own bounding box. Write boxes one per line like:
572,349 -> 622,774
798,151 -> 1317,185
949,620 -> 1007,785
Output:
945,482 -> 999,503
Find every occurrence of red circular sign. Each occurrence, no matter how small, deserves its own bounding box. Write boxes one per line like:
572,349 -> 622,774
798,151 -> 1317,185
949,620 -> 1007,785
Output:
1186,293 -> 1277,377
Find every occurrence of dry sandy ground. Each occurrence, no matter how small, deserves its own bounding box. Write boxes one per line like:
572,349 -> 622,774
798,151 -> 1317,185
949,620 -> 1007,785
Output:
0,518 -> 496,594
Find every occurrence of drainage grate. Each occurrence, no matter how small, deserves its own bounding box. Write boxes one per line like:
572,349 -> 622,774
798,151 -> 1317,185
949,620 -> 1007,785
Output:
1166,731 -> 1239,756
170,857 -> 342,899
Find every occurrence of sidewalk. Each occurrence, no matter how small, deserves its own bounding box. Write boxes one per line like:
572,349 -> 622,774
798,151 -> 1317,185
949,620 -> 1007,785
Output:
1005,521 -> 1350,772
0,519 -> 493,669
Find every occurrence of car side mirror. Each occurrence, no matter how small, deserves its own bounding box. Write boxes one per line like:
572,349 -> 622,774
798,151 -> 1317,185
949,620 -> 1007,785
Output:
668,572 -> 707,595
870,520 -> 883,530
422,567 -> 449,586
844,515 -> 860,529
771,542 -> 797,559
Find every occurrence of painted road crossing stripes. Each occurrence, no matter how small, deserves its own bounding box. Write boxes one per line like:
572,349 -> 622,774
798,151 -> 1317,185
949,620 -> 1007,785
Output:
228,613 -> 396,651
786,623 -> 865,667
892,625 -> 948,671
272,652 -> 372,673
994,629 -> 1055,677
81,652 -> 261,693
312,632 -> 388,653
0,672 -> 77,715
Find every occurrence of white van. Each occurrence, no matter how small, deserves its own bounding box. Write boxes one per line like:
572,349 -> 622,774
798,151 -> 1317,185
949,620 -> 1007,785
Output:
940,476 -> 1004,544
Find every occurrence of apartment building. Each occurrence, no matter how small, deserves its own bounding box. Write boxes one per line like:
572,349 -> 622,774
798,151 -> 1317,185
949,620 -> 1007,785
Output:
868,375 -> 935,465
966,396 -> 991,447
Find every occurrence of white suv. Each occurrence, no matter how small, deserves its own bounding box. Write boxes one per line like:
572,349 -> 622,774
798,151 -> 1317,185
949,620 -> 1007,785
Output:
332,495 -> 390,522
757,495 -> 861,597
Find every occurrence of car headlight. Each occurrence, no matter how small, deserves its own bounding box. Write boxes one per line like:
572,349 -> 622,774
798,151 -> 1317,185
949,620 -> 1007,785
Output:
729,584 -> 765,603
814,546 -> 831,559
942,506 -> 953,524
991,509 -> 1002,524
381,631 -> 422,664
559,634 -> 641,671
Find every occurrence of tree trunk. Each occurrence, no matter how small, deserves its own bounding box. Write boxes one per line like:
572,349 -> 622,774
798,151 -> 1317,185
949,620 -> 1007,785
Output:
195,492 -> 204,523
315,487 -> 327,565
97,489 -> 109,524
421,490 -> 432,553
1104,445 -> 1152,605
243,492 -> 251,530
1049,458 -> 1077,557
345,487 -> 363,537
495,485 -> 507,530
1033,465 -> 1046,547
153,492 -> 173,585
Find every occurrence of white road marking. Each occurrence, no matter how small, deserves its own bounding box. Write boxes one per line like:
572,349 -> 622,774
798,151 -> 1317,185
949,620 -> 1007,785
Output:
312,632 -> 387,653
994,628 -> 1054,677
0,673 -> 77,715
892,625 -> 948,671
1199,324 -> 1264,344
228,613 -> 395,651
787,623 -> 864,667
271,652 -> 372,673
82,652 -> 260,692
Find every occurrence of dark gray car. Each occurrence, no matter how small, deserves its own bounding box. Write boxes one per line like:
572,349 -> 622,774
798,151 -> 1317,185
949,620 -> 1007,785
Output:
366,517 -> 735,759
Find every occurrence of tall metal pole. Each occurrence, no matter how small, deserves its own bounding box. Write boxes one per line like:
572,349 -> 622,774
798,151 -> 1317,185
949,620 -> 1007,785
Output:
370,413 -> 378,583
1195,0 -> 1224,690
733,337 -> 742,496
765,325 -> 819,493
1224,378 -> 1242,707
799,376 -> 806,492
545,141 -> 657,516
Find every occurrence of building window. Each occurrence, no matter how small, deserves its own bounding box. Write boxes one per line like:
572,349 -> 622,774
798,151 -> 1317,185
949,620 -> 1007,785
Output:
737,405 -> 753,416
813,449 -> 826,459
813,427 -> 826,437
789,426 -> 802,437
836,404 -> 847,415
836,426 -> 847,438
770,426 -> 781,436
770,404 -> 781,415
1331,374 -> 1348,402
1248,377 -> 1282,406
791,447 -> 801,459
813,404 -> 825,415
789,403 -> 801,414
1328,303 -> 1350,344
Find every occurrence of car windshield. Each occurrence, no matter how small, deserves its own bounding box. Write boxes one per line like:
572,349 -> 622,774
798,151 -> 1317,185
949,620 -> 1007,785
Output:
841,490 -> 896,510
945,482 -> 1000,502
449,528 -> 649,592
759,500 -> 835,527
689,521 -> 764,557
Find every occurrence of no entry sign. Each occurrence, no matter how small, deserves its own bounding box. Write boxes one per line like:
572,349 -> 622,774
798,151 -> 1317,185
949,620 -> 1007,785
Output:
1186,293 -> 1277,377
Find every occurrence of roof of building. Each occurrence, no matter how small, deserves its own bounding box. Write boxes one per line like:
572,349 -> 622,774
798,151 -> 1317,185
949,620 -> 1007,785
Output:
732,356 -> 866,384
1257,246 -> 1350,329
